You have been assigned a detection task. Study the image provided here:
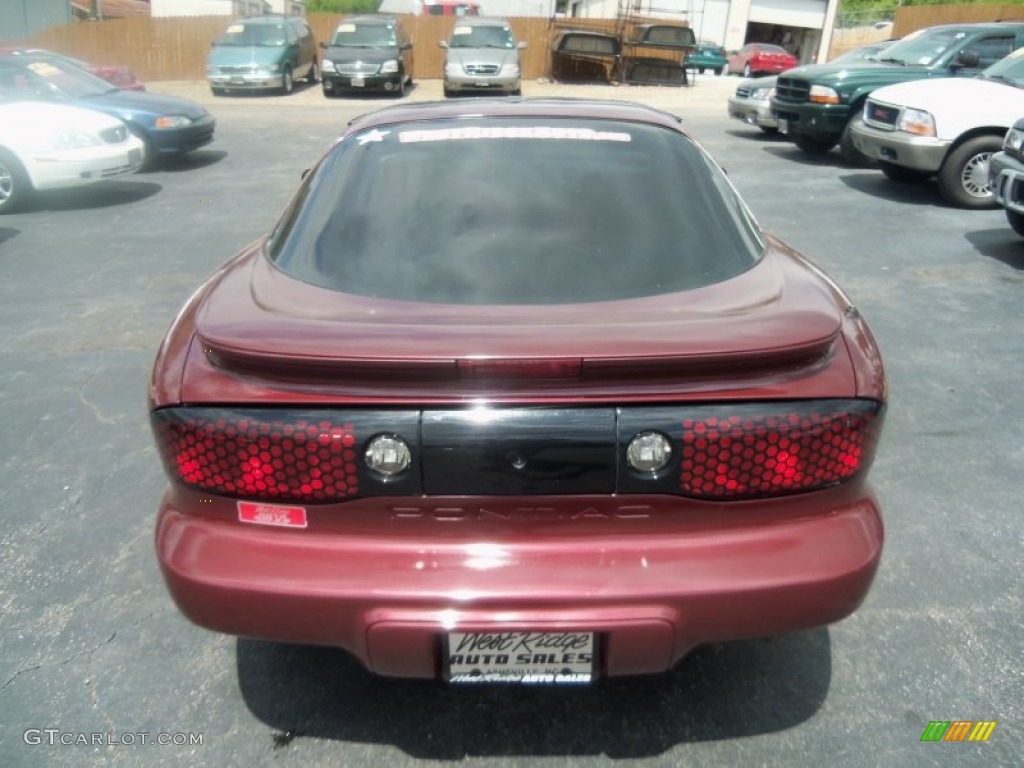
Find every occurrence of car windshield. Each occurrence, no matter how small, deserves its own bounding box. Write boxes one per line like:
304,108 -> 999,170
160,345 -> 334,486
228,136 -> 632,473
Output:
217,22 -> 288,46
449,25 -> 515,49
828,42 -> 893,65
3,58 -> 115,99
979,47 -> 1024,87
875,28 -> 965,66
331,23 -> 397,47
268,118 -> 763,305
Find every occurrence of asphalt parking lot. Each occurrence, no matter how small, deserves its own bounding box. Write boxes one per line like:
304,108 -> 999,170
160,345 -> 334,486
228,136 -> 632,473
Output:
1,75 -> 1021,768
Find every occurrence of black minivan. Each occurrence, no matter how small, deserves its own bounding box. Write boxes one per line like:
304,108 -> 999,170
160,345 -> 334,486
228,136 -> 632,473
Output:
320,16 -> 414,97
207,15 -> 318,96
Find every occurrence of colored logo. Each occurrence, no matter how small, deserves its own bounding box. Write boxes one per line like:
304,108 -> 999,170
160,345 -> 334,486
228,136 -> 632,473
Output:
921,721 -> 997,742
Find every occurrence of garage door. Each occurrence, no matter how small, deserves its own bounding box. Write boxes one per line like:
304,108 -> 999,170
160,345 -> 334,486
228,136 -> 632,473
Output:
748,0 -> 826,30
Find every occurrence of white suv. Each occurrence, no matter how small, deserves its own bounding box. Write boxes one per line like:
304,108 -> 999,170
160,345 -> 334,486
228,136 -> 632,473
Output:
850,48 -> 1024,208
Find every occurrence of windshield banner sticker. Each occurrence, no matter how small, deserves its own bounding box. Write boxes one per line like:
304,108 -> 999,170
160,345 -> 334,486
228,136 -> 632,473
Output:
399,126 -> 632,144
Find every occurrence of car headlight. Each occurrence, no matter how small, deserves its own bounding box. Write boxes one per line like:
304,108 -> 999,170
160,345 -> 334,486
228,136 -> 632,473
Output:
445,63 -> 460,77
52,130 -> 103,150
1004,126 -> 1024,152
155,116 -> 193,129
321,59 -> 336,73
381,60 -> 399,74
501,63 -> 520,76
751,86 -> 775,100
808,85 -> 840,104
897,107 -> 936,137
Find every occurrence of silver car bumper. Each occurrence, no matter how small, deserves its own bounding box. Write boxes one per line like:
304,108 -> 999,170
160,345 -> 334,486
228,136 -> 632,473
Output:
727,96 -> 777,129
208,73 -> 285,90
849,120 -> 949,172
445,73 -> 520,93
991,152 -> 1024,215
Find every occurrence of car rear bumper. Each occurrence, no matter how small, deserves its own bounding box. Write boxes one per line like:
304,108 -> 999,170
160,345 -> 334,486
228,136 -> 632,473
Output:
727,96 -> 777,128
156,489 -> 883,679
991,151 -> 1024,214
849,121 -> 948,172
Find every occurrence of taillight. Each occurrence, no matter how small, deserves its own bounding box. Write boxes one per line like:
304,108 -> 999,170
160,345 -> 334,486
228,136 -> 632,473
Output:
151,407 -> 421,503
618,400 -> 883,499
677,403 -> 881,498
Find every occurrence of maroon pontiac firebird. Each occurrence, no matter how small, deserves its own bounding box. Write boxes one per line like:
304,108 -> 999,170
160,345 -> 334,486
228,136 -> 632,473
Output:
150,98 -> 886,685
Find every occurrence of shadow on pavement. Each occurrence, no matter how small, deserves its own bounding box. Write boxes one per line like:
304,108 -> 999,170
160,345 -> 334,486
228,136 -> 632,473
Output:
238,629 -> 831,759
35,180 -> 163,212
837,171 -> 943,207
149,149 -> 228,174
0,227 -> 19,244
965,227 -> 1024,270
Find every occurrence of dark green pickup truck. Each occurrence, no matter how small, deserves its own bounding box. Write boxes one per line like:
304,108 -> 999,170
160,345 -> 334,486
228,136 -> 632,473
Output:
771,22 -> 1024,163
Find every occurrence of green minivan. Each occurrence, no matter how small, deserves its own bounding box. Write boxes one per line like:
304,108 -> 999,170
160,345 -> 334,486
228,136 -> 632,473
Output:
207,15 -> 318,96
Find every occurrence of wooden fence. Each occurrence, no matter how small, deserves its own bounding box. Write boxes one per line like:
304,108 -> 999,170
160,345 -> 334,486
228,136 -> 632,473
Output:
20,13 -> 687,82
892,3 -> 1024,39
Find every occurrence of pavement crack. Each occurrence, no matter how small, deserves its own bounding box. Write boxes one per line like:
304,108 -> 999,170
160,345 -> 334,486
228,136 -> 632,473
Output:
1,663 -> 43,692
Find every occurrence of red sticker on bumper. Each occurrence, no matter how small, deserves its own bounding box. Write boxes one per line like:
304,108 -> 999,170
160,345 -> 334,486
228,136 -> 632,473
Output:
237,502 -> 308,529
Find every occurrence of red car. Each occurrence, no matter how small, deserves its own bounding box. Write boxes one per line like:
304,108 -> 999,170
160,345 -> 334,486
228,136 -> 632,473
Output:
150,99 -> 886,685
728,43 -> 798,77
0,47 -> 145,90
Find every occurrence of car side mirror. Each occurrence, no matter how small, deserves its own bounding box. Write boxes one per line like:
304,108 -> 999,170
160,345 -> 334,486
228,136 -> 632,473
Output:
517,41 -> 528,50
402,42 -> 412,50
952,49 -> 980,69
301,168 -> 311,180
319,41 -> 328,49
439,40 -> 448,49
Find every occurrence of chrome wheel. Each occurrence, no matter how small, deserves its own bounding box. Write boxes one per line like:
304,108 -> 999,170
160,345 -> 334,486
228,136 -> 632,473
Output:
959,151 -> 992,200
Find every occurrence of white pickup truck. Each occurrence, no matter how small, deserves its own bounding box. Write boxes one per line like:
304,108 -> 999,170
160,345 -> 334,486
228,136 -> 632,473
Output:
850,47 -> 1024,209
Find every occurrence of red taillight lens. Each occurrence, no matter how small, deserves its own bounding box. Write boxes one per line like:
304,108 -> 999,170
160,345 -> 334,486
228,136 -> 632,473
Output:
152,409 -> 360,502
677,402 -> 882,499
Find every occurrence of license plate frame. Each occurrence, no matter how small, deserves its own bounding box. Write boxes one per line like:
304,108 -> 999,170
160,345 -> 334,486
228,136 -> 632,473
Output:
444,631 -> 597,685
350,76 -> 365,87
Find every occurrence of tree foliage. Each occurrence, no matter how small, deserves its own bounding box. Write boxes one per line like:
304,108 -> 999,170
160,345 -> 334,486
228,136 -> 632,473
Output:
305,0 -> 382,13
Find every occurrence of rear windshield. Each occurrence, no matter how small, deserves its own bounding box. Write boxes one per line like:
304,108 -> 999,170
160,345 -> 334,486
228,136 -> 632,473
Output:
268,117 -> 763,305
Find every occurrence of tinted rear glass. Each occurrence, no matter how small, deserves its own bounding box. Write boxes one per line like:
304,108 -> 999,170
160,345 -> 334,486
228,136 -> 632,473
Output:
268,117 -> 763,305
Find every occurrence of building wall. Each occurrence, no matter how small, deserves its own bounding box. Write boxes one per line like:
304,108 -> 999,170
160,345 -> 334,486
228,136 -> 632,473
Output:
0,0 -> 72,42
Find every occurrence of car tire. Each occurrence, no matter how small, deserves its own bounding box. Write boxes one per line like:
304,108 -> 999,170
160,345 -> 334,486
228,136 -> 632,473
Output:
838,116 -> 873,167
936,135 -> 1002,209
306,60 -> 319,84
395,69 -> 406,98
210,86 -> 226,96
743,63 -> 752,77
879,161 -> 931,183
698,67 -> 705,74
0,149 -> 32,214
443,86 -> 454,98
792,131 -> 837,155
1007,210 -> 1024,238
280,66 -> 294,95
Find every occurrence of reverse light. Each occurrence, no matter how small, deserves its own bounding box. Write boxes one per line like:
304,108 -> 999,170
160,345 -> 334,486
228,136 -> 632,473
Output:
626,432 -> 673,474
155,115 -> 192,129
364,434 -> 412,477
809,85 -> 840,104
897,107 -> 936,137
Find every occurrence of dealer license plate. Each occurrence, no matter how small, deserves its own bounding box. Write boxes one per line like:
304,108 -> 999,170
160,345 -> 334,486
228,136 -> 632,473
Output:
445,631 -> 596,684
778,119 -> 789,135
351,77 -> 365,87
